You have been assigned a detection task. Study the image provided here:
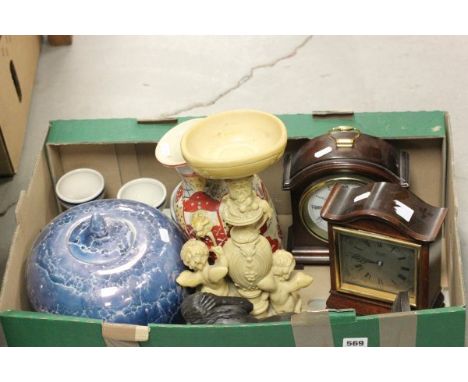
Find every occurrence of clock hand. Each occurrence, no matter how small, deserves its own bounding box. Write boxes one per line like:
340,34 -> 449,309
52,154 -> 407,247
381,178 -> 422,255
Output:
351,254 -> 384,267
352,254 -> 376,264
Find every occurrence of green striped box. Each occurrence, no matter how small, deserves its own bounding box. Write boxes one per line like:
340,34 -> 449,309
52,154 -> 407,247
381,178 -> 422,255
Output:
1,111 -> 465,347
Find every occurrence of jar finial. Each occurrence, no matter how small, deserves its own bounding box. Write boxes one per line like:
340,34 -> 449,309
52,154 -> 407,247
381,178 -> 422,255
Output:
89,213 -> 108,238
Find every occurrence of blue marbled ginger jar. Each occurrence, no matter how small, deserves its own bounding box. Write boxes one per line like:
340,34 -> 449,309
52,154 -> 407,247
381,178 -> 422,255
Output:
26,199 -> 186,325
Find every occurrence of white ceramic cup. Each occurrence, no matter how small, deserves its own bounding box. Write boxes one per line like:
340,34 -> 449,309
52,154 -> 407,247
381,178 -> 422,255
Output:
117,178 -> 167,209
55,168 -> 105,208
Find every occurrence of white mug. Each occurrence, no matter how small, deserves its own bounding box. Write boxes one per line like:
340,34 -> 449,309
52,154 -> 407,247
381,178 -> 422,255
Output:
117,178 -> 167,209
55,168 -> 105,209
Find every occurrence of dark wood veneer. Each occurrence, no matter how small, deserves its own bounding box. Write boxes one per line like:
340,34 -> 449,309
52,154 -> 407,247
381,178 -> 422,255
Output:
283,128 -> 409,266
322,182 -> 447,315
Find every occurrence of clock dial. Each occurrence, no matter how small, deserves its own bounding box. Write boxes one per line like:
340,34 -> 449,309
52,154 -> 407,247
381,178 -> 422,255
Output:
336,229 -> 419,301
299,177 -> 368,241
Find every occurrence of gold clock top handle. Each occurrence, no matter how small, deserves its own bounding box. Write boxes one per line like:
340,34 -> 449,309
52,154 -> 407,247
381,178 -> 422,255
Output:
330,126 -> 361,148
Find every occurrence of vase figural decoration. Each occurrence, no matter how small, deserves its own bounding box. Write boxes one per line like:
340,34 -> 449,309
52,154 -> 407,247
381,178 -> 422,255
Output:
174,110 -> 313,317
155,118 -> 282,251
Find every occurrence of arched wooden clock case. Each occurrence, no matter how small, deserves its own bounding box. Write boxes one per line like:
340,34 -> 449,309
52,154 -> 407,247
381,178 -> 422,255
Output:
282,126 -> 409,266
321,182 -> 447,315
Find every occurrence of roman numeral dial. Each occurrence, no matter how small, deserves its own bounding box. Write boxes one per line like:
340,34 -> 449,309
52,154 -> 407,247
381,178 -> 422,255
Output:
338,230 -> 418,297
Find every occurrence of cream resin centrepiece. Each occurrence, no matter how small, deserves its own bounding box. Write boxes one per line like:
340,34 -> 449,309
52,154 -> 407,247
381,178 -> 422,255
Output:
174,110 -> 313,317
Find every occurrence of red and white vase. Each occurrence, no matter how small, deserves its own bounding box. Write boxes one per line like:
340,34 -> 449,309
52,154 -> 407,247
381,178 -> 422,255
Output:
156,119 -> 282,252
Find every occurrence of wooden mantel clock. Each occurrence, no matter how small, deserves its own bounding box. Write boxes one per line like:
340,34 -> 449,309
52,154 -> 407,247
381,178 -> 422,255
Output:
321,182 -> 447,315
283,126 -> 409,266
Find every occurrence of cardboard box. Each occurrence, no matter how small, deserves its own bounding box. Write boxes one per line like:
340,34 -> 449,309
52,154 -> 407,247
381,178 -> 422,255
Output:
0,35 -> 41,176
0,112 -> 465,346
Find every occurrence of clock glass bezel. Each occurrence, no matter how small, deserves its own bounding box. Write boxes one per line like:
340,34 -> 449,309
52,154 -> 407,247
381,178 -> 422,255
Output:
332,226 -> 421,307
299,175 -> 370,242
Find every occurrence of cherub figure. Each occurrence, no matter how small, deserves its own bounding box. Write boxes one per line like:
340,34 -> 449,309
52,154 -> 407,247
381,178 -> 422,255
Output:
258,250 -> 313,314
176,239 -> 229,296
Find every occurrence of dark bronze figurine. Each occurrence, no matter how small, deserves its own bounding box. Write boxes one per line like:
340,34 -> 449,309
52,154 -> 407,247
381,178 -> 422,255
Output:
181,292 -> 293,324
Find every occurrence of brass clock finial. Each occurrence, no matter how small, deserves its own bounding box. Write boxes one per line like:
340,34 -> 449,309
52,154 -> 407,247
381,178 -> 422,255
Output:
330,126 -> 361,148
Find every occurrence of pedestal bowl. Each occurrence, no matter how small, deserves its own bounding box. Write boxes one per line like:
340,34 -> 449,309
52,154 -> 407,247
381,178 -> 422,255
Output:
181,109 -> 287,179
